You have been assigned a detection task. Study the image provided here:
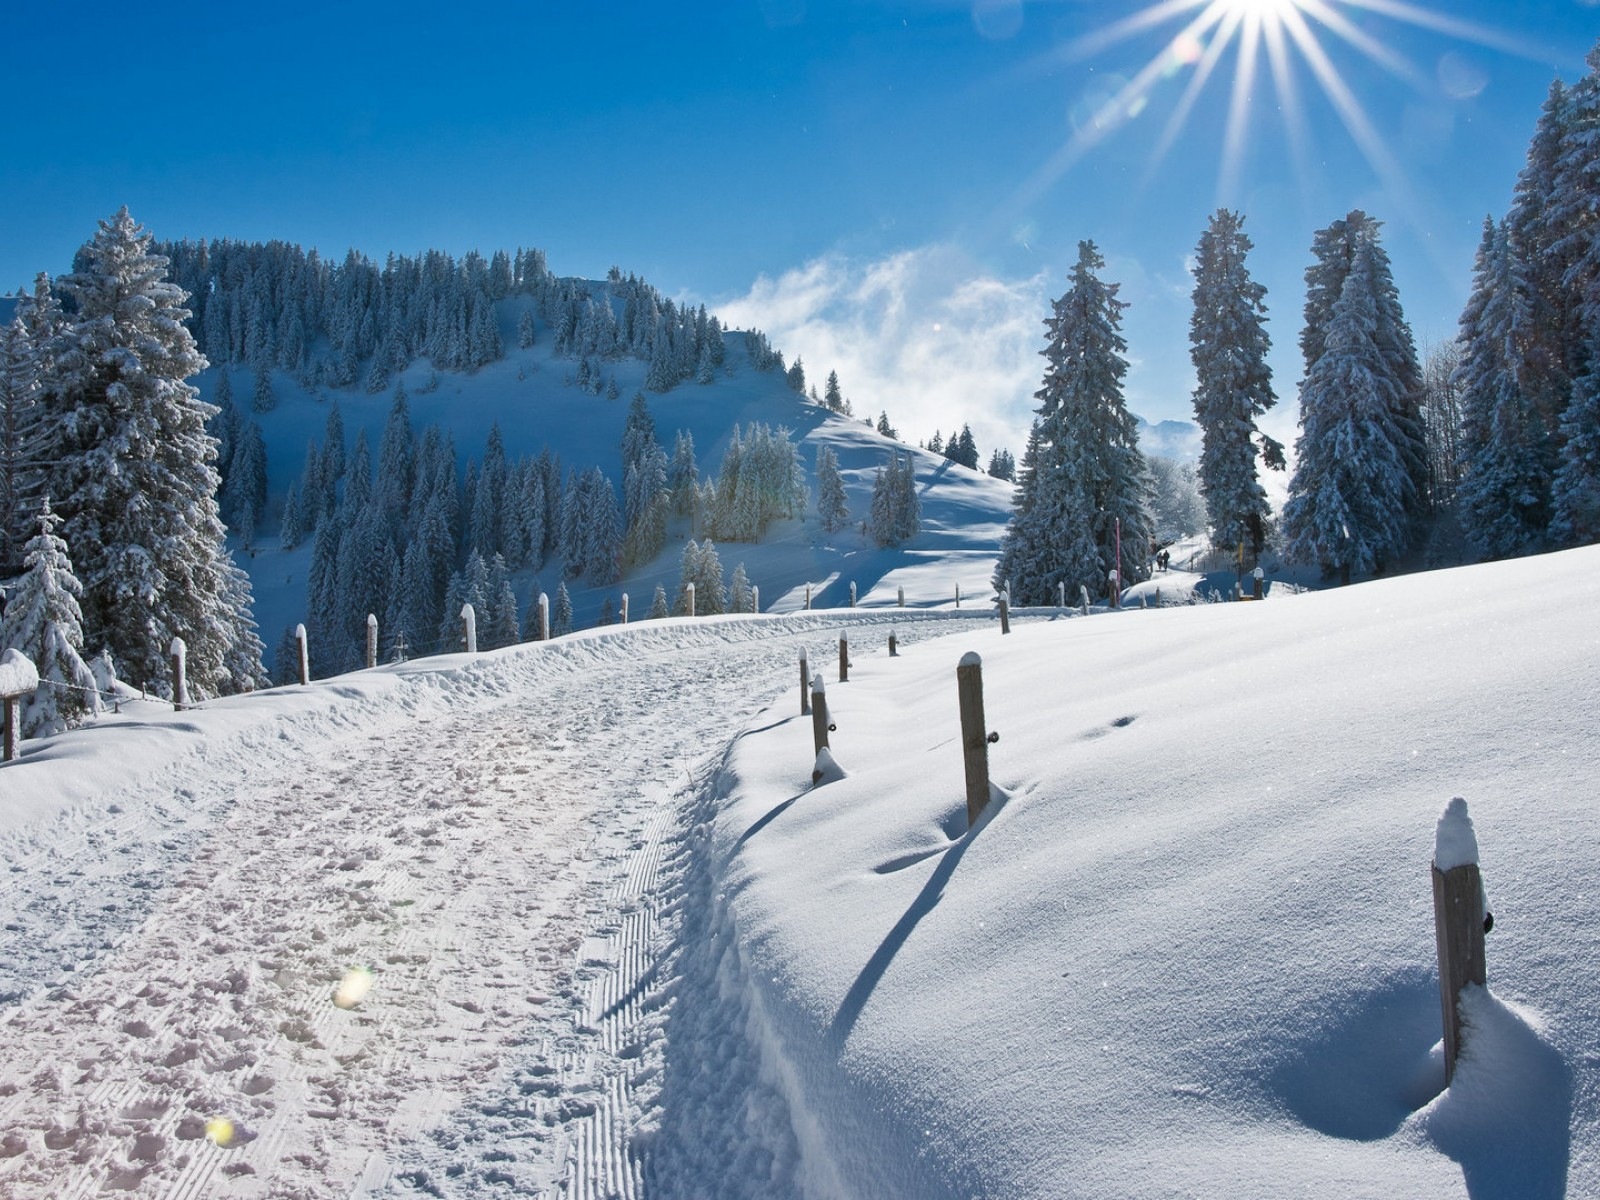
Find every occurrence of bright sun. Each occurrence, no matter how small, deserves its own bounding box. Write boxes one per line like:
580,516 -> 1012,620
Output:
1017,0 -> 1544,218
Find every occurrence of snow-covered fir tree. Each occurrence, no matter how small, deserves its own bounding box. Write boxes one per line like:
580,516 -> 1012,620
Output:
647,582 -> 670,619
1188,209 -> 1284,560
1455,218 -> 1559,559
824,370 -> 845,412
668,430 -> 698,519
675,538 -> 727,615
995,241 -> 1152,604
0,497 -> 99,737
728,562 -> 753,613
40,209 -> 265,696
987,448 -> 1016,481
868,453 -> 920,547
552,580 -> 574,637
1281,241 -> 1412,582
816,445 -> 850,533
944,425 -> 979,470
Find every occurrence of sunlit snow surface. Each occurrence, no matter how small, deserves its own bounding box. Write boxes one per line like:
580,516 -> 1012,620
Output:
0,546 -> 1594,1198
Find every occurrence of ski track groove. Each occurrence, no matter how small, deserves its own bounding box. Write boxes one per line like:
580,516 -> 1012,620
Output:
0,615 -> 985,1199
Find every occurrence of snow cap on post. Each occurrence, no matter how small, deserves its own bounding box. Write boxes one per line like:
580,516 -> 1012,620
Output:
811,671 -> 826,695
170,636 -> 186,666
0,649 -> 39,697
959,650 -> 982,669
1434,796 -> 1480,870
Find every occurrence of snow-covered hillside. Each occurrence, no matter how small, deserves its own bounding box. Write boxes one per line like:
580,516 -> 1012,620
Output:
0,545 -> 1593,1199
220,309 -> 1018,659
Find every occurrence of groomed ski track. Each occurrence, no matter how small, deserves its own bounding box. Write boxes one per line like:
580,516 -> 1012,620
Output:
0,610 -> 1002,1200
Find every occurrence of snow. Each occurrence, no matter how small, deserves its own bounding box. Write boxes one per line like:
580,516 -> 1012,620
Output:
0,546 -> 1596,1198
0,647 -> 39,696
1435,796 -> 1481,870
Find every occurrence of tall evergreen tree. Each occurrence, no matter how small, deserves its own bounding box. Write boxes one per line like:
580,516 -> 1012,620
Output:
1455,219 -> 1559,558
41,208 -> 264,696
552,580 -> 574,636
996,241 -> 1151,604
1282,242 -> 1412,581
1188,209 -> 1284,561
816,444 -> 850,533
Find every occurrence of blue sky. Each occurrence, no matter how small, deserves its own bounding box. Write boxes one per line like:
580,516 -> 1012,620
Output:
3,0 -> 1596,458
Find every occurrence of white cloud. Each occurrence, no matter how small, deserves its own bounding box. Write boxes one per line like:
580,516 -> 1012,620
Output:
716,246 -> 1050,465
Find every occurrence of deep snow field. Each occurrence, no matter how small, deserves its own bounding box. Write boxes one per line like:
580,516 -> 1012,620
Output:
0,543 -> 1595,1199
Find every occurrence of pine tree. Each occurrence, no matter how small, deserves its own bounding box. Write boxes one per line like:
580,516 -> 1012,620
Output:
729,562 -> 753,613
824,370 -> 845,412
816,444 -> 850,533
0,497 -> 100,736
869,453 -> 920,546
669,430 -> 698,517
224,420 -> 268,547
1189,209 -> 1283,561
552,580 -> 574,636
647,582 -> 670,619
1455,219 -> 1559,558
987,448 -> 1016,481
41,209 -> 264,697
1282,242 -> 1412,581
996,242 -> 1151,604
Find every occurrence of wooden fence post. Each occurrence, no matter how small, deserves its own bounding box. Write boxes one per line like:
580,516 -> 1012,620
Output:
461,603 -> 477,654
752,584 -> 760,613
1433,797 -> 1490,1087
849,581 -> 857,608
956,652 -> 997,827
805,583 -> 811,610
686,582 -> 696,618
810,671 -> 832,770
838,634 -> 850,682
1058,581 -> 1066,608
1139,593 -> 1147,610
898,585 -> 905,607
1253,567 -> 1264,601
0,649 -> 39,763
295,623 -> 309,685
621,592 -> 629,624
955,583 -> 961,609
998,592 -> 1010,634
888,629 -> 898,657
800,648 -> 810,715
366,613 -> 379,670
537,593 -> 550,641
1108,571 -> 1120,610
1079,585 -> 1089,616
171,637 -> 189,711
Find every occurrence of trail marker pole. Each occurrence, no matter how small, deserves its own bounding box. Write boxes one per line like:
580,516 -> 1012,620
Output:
366,613 -> 378,670
295,623 -> 309,685
956,652 -> 997,827
955,583 -> 961,609
1058,581 -> 1066,608
171,637 -> 189,711
810,671 -> 831,765
1079,585 -> 1089,616
1432,797 -> 1490,1087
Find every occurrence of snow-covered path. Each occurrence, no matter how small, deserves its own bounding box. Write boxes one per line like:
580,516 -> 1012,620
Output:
0,612 -> 988,1200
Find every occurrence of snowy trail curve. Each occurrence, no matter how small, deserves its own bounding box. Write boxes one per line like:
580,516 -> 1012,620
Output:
0,613 -> 990,1199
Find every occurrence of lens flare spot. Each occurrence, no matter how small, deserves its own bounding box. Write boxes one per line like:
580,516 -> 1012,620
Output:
333,966 -> 375,1010
205,1117 -> 235,1147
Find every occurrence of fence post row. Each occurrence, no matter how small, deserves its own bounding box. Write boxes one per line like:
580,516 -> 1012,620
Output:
956,652 -> 997,828
366,613 -> 379,670
171,637 -> 189,712
0,649 -> 39,763
461,603 -> 477,654
295,624 -> 310,686
1432,797 -> 1490,1087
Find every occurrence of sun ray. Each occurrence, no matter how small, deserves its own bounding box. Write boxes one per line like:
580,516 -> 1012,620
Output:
1145,5 -> 1247,180
1220,9 -> 1267,204
1295,0 -> 1428,89
1337,0 -> 1558,60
